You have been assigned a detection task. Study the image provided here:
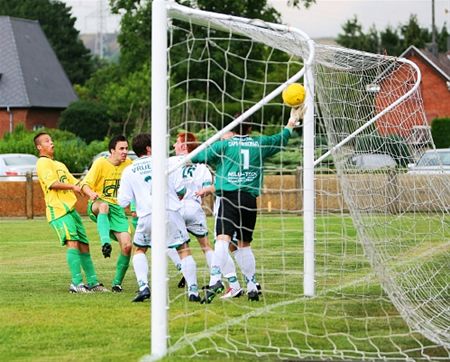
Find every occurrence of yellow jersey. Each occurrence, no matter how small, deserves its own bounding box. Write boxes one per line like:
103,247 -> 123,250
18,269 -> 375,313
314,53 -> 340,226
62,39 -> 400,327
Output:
82,156 -> 132,205
36,156 -> 79,222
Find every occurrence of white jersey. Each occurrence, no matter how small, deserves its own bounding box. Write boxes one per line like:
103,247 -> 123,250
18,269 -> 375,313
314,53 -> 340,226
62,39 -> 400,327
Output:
118,156 -> 183,217
171,155 -> 212,205
170,156 -> 212,237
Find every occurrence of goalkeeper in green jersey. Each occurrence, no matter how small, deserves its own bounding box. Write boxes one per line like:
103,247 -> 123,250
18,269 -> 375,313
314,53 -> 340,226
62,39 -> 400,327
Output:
81,135 -> 133,293
192,107 -> 304,303
34,132 -> 108,293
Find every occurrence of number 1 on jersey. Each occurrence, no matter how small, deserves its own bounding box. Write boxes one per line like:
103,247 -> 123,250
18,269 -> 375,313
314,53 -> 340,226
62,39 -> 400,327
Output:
240,149 -> 250,170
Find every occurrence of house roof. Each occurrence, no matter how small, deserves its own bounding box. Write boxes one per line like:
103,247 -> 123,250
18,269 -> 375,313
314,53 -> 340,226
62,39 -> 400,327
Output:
400,45 -> 450,82
0,16 -> 77,108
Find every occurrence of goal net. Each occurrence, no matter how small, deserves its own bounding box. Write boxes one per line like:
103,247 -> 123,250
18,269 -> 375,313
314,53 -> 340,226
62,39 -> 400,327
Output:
146,2 -> 450,360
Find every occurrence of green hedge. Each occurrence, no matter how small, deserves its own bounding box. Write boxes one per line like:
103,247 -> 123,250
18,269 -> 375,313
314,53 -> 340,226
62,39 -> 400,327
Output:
0,125 -> 108,173
59,100 -> 111,144
431,118 -> 450,148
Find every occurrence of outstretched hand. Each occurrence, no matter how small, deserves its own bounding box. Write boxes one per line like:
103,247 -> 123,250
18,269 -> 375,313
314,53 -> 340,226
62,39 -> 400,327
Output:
287,103 -> 307,128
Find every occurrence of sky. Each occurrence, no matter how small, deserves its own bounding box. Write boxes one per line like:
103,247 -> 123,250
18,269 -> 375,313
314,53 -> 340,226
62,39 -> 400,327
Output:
62,0 -> 121,34
62,0 -> 449,39
269,0 -> 450,38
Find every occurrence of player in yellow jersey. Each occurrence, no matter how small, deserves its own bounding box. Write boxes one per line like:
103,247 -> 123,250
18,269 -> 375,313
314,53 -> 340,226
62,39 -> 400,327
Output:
34,132 -> 108,293
81,135 -> 133,292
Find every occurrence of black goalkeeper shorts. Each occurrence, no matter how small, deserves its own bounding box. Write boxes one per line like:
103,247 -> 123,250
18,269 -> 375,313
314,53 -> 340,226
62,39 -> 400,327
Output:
215,190 -> 257,243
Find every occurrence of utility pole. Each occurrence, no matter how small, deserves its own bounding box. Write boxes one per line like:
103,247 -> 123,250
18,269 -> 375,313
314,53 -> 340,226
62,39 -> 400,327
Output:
94,0 -> 104,58
431,0 -> 438,56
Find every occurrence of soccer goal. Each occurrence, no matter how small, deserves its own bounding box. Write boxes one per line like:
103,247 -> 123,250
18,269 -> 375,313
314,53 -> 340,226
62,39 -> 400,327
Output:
147,1 -> 450,360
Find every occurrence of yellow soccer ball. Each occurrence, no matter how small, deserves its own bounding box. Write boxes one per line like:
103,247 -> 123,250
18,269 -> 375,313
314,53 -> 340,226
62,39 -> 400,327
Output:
282,83 -> 305,107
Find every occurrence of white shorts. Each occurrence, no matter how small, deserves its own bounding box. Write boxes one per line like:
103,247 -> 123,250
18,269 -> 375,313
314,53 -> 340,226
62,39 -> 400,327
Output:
133,211 -> 189,248
181,199 -> 208,237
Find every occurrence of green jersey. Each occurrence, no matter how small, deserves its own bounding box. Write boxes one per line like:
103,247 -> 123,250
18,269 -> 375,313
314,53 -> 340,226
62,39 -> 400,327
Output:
192,128 -> 292,197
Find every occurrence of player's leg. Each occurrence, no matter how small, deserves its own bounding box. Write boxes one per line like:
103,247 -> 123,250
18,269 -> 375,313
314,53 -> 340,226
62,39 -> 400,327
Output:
233,192 -> 259,301
112,231 -> 132,291
235,240 -> 259,301
169,210 -> 200,302
70,210 -> 108,292
167,247 -> 182,272
131,214 -> 151,302
202,195 -> 240,303
167,247 -> 185,288
78,242 -> 108,292
66,241 -> 89,292
209,234 -> 231,286
50,214 -> 89,293
211,196 -> 241,297
197,235 -> 213,268
88,200 -> 112,257
184,202 -> 214,268
210,194 -> 238,286
131,248 -> 150,302
176,243 -> 200,302
109,203 -> 132,291
221,242 -> 244,299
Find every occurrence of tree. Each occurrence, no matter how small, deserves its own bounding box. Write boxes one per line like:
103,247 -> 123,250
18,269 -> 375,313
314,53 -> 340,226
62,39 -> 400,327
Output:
288,0 -> 316,8
99,64 -> 151,136
59,100 -> 112,143
379,26 -> 401,55
76,63 -> 124,102
337,14 -> 448,56
109,0 -> 285,74
110,0 -> 151,74
437,24 -> 449,52
400,15 -> 430,50
366,25 -> 380,54
77,0 -> 317,134
0,0 -> 94,84
336,16 -> 370,51
431,118 -> 450,148
190,0 -> 281,22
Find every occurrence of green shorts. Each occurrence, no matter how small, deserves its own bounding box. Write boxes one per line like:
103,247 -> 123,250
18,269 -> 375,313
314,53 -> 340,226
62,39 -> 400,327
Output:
50,209 -> 89,246
88,200 -> 130,241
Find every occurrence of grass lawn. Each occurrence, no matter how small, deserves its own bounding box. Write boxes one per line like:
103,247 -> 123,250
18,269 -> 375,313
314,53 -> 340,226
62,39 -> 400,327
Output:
0,215 -> 448,361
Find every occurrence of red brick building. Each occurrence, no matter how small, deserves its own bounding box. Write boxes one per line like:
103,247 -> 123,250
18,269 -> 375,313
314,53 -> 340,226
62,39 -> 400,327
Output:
375,46 -> 450,143
404,46 -> 450,121
0,17 -> 77,138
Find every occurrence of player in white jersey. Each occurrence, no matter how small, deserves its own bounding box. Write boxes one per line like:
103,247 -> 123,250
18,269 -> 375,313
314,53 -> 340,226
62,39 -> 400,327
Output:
169,132 -> 244,299
117,133 -> 200,303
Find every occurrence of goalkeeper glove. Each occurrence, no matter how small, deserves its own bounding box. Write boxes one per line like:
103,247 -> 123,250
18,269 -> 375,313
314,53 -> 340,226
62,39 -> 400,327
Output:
288,103 -> 307,127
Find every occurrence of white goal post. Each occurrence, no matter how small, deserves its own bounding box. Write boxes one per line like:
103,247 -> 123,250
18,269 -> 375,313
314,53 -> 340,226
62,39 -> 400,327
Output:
152,0 -> 316,356
148,0 -> 450,360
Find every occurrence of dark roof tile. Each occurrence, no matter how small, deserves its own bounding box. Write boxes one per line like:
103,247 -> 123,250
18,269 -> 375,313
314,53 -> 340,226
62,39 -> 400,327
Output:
0,16 -> 77,108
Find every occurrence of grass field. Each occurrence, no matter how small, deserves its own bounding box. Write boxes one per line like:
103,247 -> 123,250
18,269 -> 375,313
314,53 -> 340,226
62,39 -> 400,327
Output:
0,215 -> 448,361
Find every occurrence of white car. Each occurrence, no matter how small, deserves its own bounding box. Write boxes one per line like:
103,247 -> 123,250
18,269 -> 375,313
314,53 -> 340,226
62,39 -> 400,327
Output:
0,153 -> 38,181
346,153 -> 397,170
407,149 -> 450,174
